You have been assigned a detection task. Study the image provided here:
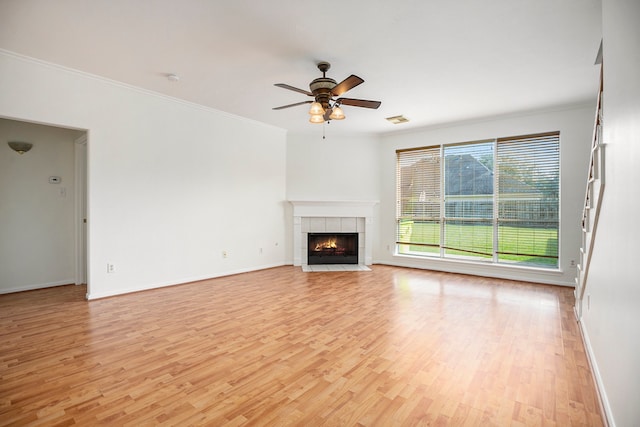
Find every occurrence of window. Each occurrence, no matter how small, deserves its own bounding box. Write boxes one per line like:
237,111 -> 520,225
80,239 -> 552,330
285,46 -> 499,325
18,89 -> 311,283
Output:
396,132 -> 559,268
443,141 -> 494,261
496,133 -> 559,266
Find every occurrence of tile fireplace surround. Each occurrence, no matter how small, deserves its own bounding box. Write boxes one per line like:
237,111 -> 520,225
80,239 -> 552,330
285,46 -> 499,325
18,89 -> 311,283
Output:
289,201 -> 378,267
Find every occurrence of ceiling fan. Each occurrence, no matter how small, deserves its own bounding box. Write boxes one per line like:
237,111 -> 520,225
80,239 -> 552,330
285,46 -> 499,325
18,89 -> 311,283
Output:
273,61 -> 381,123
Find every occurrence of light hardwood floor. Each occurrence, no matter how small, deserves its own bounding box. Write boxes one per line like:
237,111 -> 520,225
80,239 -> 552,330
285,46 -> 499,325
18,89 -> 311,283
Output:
0,266 -> 603,426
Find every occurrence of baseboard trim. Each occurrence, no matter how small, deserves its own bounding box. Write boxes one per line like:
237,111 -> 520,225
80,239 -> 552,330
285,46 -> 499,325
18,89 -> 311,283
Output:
0,279 -> 76,295
373,259 -> 573,287
577,318 -> 615,427
86,263 -> 286,300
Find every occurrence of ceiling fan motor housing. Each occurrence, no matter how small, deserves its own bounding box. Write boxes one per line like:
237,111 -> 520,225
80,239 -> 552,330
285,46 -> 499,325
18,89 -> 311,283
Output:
309,77 -> 336,108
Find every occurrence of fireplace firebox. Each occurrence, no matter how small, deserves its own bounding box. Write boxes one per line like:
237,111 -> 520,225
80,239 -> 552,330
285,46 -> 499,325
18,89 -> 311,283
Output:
307,232 -> 359,265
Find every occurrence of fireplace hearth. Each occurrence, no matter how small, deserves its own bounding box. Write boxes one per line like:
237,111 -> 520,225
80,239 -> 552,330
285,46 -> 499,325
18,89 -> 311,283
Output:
307,233 -> 358,265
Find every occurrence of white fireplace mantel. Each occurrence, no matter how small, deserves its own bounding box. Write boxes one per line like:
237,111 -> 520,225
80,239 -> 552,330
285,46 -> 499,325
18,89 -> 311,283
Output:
290,200 -> 378,218
289,200 -> 378,266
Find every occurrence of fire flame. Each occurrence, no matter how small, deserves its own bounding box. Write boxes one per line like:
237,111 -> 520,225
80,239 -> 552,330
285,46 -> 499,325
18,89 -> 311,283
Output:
314,238 -> 337,251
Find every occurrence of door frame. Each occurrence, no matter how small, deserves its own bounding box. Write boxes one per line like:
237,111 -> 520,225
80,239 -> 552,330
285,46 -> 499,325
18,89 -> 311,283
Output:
74,134 -> 88,291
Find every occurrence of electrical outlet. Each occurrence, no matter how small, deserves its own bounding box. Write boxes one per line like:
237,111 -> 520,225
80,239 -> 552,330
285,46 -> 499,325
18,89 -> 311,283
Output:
107,263 -> 115,273
570,259 -> 576,267
222,250 -> 228,258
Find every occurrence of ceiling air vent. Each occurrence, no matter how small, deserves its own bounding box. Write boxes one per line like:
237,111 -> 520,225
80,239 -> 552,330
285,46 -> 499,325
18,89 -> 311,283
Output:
386,115 -> 409,124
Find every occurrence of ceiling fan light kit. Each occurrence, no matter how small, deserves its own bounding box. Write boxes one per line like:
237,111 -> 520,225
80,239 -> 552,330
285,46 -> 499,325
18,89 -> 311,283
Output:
309,114 -> 325,124
308,102 -> 325,115
329,105 -> 345,120
274,61 -> 381,124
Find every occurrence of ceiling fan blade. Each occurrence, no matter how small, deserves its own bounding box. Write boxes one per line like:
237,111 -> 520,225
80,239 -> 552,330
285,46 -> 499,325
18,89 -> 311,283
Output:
272,100 -> 313,110
331,75 -> 364,96
274,83 -> 313,96
337,98 -> 382,109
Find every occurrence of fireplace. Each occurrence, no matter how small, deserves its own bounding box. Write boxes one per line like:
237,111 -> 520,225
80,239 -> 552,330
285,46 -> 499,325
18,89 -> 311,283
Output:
289,200 -> 378,267
307,233 -> 359,265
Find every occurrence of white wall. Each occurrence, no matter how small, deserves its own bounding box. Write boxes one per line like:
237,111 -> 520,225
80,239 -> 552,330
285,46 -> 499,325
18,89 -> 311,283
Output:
286,132 -> 381,201
0,51 -> 288,299
580,0 -> 640,425
377,105 -> 595,286
285,132 -> 381,263
0,119 -> 82,292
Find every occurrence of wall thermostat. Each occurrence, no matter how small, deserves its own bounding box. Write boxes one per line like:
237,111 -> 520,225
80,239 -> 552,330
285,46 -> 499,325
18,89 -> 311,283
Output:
49,176 -> 61,184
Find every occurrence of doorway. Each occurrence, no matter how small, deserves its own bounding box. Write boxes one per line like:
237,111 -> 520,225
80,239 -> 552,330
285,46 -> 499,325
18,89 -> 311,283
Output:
0,117 -> 88,295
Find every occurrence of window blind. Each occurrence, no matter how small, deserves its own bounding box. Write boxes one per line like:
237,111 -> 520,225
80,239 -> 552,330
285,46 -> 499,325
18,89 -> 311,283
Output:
396,131 -> 560,268
396,146 -> 441,255
496,132 -> 559,267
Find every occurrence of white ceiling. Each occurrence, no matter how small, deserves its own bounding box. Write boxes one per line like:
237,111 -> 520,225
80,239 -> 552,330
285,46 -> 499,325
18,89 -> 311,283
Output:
0,0 -> 602,135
